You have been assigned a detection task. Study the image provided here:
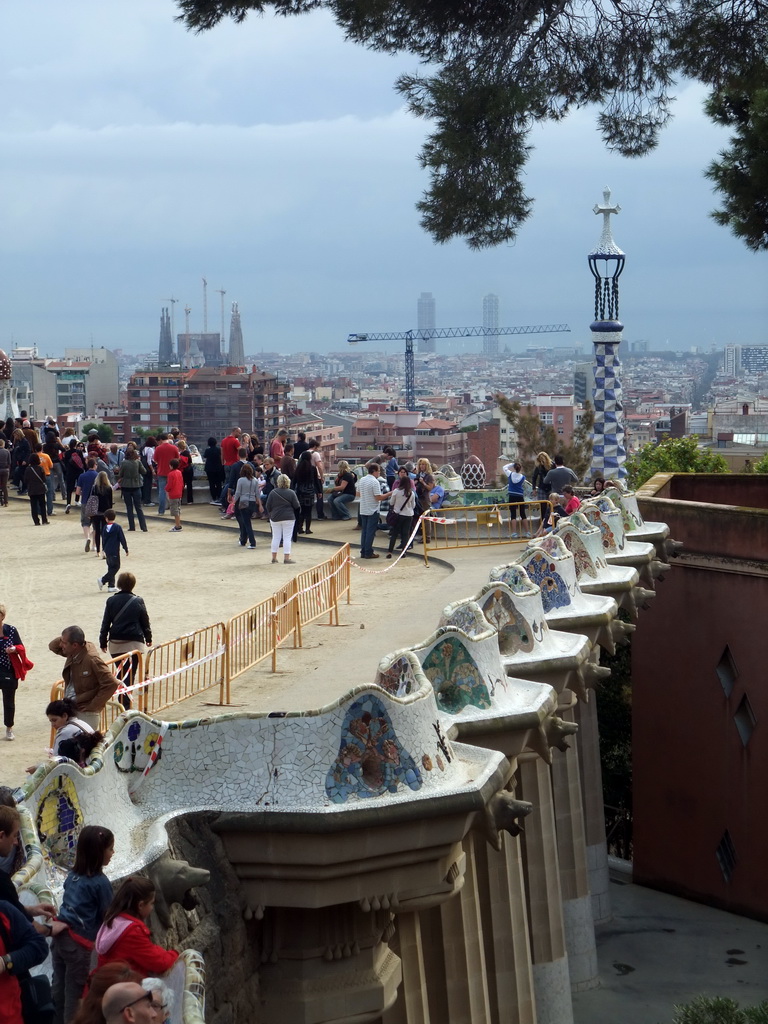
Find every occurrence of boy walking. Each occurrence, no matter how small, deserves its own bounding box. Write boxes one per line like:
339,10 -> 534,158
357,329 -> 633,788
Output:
166,458 -> 184,532
98,510 -> 128,592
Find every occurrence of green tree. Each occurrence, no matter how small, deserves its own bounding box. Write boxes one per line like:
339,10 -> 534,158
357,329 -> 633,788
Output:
494,394 -> 594,480
81,421 -> 114,443
705,67 -> 768,251
753,450 -> 768,473
625,436 -> 729,488
177,0 -> 768,249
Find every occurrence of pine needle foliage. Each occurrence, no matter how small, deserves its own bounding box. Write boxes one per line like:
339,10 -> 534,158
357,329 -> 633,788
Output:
176,0 -> 768,250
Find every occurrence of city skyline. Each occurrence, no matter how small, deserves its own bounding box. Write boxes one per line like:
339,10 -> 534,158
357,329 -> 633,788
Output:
1,2 -> 766,358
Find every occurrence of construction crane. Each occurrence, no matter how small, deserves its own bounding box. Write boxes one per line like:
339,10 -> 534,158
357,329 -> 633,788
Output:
347,323 -> 571,411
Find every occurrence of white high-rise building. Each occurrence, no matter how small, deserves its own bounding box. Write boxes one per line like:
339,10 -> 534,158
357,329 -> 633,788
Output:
417,292 -> 436,353
724,344 -> 741,376
482,294 -> 500,356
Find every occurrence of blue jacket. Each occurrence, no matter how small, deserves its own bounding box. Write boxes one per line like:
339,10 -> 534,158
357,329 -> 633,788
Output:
101,523 -> 128,558
57,871 -> 114,942
0,899 -> 48,972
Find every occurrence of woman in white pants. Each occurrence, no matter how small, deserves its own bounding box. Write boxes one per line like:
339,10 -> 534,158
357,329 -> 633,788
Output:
265,474 -> 301,564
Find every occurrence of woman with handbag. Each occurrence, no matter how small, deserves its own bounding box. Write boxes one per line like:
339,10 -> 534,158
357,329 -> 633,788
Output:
233,463 -> 261,549
89,472 -> 113,557
22,454 -> 48,526
386,472 -> 416,558
0,604 -> 29,741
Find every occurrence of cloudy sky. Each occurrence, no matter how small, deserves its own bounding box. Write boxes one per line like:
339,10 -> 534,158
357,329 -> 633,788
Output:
1,0 -> 766,358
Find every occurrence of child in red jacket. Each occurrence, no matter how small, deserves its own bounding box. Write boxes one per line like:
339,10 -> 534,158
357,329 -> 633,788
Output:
165,459 -> 184,534
95,876 -> 178,976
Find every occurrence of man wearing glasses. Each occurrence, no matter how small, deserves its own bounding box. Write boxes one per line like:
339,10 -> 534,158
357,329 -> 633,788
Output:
103,982 -> 161,1023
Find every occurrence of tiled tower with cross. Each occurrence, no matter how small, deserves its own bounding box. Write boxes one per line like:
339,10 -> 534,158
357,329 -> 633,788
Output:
588,187 -> 627,480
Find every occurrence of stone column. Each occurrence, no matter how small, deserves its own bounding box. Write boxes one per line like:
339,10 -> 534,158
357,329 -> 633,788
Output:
437,836 -> 493,1024
382,914 -> 430,1024
472,829 -> 536,1024
517,754 -> 573,1024
575,695 -> 612,924
551,706 -> 599,992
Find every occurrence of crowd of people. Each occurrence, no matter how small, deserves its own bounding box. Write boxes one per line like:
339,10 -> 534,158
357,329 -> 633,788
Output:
0,414 -> 454,565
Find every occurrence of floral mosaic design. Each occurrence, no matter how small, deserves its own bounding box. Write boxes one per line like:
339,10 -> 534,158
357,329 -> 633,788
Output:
114,719 -> 162,774
421,637 -> 491,715
523,551 -> 572,613
560,531 -> 598,579
36,774 -> 83,869
326,695 -> 422,803
580,506 -> 618,553
376,656 -> 419,697
441,603 -> 484,637
492,566 -> 534,595
477,589 -> 538,654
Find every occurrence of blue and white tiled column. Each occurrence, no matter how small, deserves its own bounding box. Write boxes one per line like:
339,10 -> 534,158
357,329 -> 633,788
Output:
590,320 -> 627,481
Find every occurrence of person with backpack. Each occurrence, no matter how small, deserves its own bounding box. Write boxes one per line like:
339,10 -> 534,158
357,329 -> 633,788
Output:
51,826 -> 115,1024
502,461 -> 529,539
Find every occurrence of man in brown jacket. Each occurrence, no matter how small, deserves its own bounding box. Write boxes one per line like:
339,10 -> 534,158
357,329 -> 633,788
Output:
48,626 -> 118,728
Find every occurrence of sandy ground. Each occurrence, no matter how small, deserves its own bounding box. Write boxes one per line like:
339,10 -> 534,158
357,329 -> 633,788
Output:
0,488 -> 513,788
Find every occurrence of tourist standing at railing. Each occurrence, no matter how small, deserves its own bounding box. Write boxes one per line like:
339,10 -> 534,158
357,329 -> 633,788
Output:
202,437 -> 224,502
293,431 -> 309,460
269,428 -> 288,462
386,473 -> 416,558
266,474 -> 300,564
382,446 -> 400,491
308,439 -> 327,519
543,453 -> 577,493
293,452 -> 318,536
531,451 -> 553,527
357,463 -> 391,560
49,627 -> 119,729
280,442 -> 297,482
220,427 -> 242,472
503,462 -> 530,539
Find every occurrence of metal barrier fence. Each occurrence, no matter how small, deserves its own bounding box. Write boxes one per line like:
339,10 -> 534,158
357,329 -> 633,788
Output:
226,594 -> 276,684
142,622 -> 227,713
49,545 -> 353,738
420,500 -> 555,566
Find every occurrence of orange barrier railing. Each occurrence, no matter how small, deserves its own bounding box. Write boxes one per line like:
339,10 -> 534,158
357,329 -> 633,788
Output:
49,544 -> 353,730
142,622 -> 227,713
420,501 -> 555,566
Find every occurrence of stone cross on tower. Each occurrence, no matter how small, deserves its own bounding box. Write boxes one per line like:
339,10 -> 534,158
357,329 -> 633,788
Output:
592,188 -> 623,257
